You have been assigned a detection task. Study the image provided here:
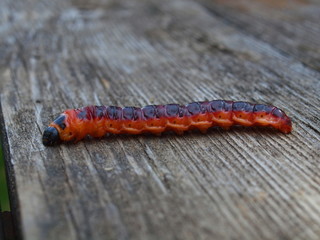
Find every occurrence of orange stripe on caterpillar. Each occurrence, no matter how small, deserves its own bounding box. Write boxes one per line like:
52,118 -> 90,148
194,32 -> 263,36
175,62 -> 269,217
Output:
42,100 -> 292,146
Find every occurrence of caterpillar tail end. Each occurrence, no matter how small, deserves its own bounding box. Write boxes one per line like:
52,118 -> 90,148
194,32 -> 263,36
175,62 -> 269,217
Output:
43,126 -> 60,146
278,117 -> 292,134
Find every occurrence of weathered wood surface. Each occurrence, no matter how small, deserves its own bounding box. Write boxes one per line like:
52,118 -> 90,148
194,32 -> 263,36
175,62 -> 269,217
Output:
198,0 -> 320,71
0,0 -> 320,239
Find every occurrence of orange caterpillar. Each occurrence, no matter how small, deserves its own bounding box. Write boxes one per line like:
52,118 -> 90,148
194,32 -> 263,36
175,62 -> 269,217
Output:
42,100 -> 292,146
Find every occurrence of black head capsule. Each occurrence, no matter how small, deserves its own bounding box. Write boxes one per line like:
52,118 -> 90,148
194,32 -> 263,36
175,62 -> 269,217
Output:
42,126 -> 60,146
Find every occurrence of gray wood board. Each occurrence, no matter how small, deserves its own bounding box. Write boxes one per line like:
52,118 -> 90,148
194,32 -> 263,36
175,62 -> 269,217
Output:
197,0 -> 320,71
0,0 -> 319,239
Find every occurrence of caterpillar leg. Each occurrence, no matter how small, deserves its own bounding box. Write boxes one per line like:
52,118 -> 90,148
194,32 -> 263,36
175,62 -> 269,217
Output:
174,130 -> 184,135
199,128 -> 209,134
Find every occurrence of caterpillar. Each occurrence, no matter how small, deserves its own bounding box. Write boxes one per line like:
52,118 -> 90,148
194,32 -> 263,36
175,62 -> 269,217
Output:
42,100 -> 292,146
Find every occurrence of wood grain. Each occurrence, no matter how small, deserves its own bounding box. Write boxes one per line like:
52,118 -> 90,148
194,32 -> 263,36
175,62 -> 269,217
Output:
0,0 -> 319,239
197,0 -> 320,71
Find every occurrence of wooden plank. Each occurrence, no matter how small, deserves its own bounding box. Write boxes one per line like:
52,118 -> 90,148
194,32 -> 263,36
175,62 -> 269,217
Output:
197,0 -> 320,71
0,0 -> 319,239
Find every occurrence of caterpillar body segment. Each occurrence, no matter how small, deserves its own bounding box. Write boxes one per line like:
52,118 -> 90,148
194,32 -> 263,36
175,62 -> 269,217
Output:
42,100 -> 292,146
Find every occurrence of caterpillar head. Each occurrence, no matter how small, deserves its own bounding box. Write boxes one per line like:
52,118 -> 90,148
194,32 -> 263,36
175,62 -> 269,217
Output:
43,114 -> 77,146
43,126 -> 60,146
42,115 -> 66,146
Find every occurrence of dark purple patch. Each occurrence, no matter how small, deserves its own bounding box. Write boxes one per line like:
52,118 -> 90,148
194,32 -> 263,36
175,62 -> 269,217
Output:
199,101 -> 210,114
210,100 -> 225,112
272,108 -> 285,118
232,102 -> 254,112
115,107 -> 122,119
133,108 -> 142,120
223,101 -> 233,111
85,106 -> 96,120
122,107 -> 134,120
107,106 -> 116,119
178,106 -> 188,117
53,115 -> 66,130
95,106 -> 107,118
77,109 -> 87,120
244,103 -> 254,112
155,105 -> 166,118
142,105 -> 156,119
107,106 -> 122,120
253,104 -> 274,114
232,102 -> 246,111
187,102 -> 201,115
166,104 -> 179,117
